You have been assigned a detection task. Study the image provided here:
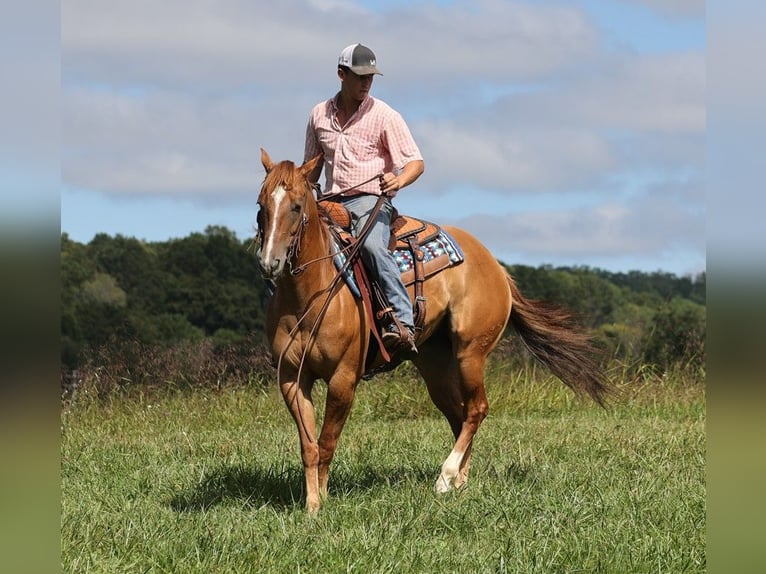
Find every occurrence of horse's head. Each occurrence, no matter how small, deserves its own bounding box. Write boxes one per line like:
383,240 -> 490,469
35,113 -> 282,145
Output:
256,148 -> 322,278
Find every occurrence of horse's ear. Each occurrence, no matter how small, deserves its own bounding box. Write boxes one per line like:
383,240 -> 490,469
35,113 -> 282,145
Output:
300,153 -> 323,178
260,148 -> 274,174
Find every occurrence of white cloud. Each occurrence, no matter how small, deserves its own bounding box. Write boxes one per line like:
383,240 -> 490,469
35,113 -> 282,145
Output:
414,121 -> 615,192
63,0 -> 339,90
407,50 -> 704,194
63,0 -> 600,91
377,0 -> 600,83
450,177 -> 704,264
560,53 -> 706,134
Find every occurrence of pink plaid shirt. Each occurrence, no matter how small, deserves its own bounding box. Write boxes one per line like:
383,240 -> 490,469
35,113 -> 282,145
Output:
304,94 -> 422,197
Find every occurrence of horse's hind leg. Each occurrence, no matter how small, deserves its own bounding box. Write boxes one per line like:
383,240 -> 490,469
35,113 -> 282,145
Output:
413,340 -> 488,493
440,351 -> 489,493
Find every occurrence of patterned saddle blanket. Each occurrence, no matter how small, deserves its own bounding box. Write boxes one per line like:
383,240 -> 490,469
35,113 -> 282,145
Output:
318,201 -> 464,297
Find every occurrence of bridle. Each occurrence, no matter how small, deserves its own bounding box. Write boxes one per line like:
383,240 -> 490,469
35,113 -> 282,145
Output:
285,207 -> 309,276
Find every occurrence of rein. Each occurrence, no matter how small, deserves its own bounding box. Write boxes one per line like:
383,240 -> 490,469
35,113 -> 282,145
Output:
288,173 -> 385,276
316,173 -> 383,203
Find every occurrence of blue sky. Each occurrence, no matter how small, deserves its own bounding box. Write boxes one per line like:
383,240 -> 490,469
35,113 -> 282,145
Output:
59,0 -> 706,275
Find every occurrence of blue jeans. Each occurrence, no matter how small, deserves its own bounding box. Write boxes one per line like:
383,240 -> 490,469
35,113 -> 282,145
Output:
340,194 -> 414,331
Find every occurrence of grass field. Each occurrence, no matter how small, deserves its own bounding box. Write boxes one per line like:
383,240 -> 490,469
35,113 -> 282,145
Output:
61,362 -> 705,573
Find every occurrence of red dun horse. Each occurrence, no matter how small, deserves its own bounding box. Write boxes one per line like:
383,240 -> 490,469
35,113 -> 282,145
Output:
256,149 -> 610,512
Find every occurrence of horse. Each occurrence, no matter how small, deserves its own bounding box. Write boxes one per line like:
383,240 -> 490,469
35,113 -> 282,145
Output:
255,148 -> 611,512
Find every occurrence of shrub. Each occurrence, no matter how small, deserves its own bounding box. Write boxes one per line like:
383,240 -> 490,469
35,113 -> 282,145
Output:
641,298 -> 706,372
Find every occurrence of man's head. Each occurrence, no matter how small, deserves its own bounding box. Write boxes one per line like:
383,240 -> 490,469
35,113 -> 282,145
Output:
337,43 -> 381,102
337,44 -> 382,76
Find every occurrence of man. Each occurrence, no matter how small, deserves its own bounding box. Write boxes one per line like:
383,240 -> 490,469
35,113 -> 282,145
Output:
304,43 -> 424,353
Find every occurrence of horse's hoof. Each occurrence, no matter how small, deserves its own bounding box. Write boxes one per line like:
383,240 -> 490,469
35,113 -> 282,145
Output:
306,498 -> 321,513
434,475 -> 453,494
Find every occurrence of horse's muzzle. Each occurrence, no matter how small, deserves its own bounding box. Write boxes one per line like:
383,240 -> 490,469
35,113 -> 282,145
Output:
258,256 -> 283,279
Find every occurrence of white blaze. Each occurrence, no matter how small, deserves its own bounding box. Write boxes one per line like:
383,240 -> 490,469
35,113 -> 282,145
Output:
261,184 -> 288,266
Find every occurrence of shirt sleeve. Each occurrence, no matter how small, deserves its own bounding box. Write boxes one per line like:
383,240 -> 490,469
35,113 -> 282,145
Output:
382,111 -> 423,171
304,110 -> 321,163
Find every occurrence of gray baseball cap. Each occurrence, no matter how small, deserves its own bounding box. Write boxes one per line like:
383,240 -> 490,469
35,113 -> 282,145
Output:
338,43 -> 383,75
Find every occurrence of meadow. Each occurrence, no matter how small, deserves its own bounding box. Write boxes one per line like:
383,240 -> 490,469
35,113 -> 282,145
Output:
61,361 -> 705,573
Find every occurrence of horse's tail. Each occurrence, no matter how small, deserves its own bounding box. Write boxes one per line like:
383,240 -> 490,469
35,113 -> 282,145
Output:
506,274 -> 612,408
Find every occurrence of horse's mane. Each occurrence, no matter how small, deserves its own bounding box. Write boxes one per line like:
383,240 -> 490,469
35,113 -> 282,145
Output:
264,160 -> 304,192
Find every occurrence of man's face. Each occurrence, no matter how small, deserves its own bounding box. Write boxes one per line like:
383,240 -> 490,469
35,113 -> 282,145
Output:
340,69 -> 374,101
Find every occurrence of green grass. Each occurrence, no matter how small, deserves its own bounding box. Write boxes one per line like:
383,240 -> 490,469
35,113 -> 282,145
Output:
61,362 -> 705,573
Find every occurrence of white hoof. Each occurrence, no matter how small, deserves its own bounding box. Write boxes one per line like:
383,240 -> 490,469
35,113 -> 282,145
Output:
434,474 -> 453,494
435,448 -> 464,494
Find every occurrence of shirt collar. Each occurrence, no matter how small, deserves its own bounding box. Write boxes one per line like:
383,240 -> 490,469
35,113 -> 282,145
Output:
331,92 -> 374,117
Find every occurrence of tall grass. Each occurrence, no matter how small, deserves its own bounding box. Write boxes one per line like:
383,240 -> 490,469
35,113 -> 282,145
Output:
61,359 -> 705,573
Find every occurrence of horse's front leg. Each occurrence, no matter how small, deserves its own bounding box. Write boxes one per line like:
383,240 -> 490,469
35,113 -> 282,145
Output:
318,373 -> 359,499
279,375 -> 320,512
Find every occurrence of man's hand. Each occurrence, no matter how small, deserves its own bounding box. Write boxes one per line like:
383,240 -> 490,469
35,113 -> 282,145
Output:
378,160 -> 424,197
379,173 -> 401,196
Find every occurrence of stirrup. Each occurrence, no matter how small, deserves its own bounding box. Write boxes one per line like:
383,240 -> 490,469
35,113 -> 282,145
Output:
382,325 -> 417,354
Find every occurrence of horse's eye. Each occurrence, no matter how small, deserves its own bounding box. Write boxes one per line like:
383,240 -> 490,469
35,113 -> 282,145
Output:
292,203 -> 302,213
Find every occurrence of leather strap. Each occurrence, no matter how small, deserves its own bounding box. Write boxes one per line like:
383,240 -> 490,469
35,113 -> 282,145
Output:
353,256 -> 392,363
406,236 -> 427,331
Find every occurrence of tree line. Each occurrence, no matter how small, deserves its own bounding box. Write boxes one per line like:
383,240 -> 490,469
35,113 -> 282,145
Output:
61,226 -> 705,383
